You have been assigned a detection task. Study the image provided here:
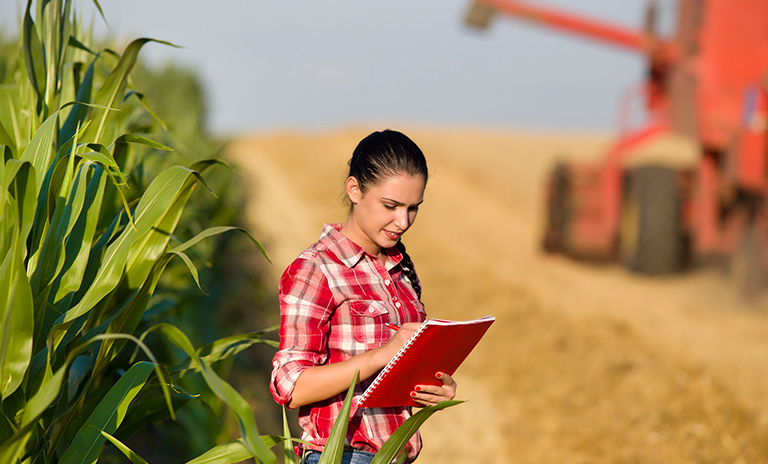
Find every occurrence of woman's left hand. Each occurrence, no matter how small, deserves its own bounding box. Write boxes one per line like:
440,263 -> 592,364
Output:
410,372 -> 457,407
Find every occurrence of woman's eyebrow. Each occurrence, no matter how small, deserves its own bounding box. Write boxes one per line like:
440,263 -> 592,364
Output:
382,197 -> 424,206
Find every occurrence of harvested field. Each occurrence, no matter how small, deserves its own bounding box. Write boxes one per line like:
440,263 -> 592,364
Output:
225,127 -> 768,463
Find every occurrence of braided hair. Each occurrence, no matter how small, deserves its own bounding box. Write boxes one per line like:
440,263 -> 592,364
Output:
395,240 -> 422,301
347,129 -> 428,301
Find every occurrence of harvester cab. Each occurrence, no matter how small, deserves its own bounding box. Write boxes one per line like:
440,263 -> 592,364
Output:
465,0 -> 768,289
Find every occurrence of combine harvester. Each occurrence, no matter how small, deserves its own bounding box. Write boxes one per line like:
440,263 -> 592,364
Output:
466,0 -> 768,290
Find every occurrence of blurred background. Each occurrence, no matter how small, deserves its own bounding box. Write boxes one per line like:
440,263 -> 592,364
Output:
4,0 -> 647,134
4,0 -> 768,462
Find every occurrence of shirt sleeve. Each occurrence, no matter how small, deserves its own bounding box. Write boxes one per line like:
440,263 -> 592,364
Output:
270,256 -> 336,406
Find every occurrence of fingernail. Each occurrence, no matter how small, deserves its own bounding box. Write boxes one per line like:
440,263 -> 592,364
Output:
436,372 -> 442,378
415,386 -> 421,391
410,391 -> 417,397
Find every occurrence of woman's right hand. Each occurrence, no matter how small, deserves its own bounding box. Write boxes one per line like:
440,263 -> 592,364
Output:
288,321 -> 423,408
372,322 -> 422,367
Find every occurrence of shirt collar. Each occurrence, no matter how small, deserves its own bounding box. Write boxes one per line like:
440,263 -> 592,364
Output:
320,223 -> 403,270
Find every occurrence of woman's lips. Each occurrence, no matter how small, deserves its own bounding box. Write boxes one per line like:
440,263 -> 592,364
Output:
384,230 -> 402,240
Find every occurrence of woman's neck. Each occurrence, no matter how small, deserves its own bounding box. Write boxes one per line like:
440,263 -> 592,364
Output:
339,220 -> 384,261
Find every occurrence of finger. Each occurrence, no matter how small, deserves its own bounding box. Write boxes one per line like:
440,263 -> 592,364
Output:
410,391 -> 441,406
412,386 -> 453,401
435,372 -> 456,386
412,385 -> 440,395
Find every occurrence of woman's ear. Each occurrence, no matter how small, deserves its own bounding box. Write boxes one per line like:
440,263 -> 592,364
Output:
345,176 -> 362,205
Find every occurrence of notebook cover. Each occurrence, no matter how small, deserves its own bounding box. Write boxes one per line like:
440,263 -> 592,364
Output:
359,315 -> 495,408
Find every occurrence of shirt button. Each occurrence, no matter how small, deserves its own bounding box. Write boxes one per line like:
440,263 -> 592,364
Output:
369,308 -> 376,313
395,302 -> 401,308
384,279 -> 391,286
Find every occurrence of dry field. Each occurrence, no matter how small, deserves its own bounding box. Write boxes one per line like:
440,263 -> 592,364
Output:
225,127 -> 768,463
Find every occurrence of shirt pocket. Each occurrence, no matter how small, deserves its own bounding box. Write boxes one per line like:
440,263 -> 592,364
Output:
348,300 -> 390,345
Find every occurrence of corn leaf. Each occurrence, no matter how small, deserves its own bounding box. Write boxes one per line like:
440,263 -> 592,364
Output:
318,370 -> 358,464
40,0 -> 66,115
2,159 -> 37,249
21,361 -> 67,428
16,332 -> 158,440
53,164 -> 106,301
0,86 -> 22,152
30,160 -> 96,296
20,110 -> 57,195
22,0 -> 44,108
80,333 -> 177,429
86,38 -> 175,144
58,361 -> 155,464
143,323 -> 276,464
0,233 -> 34,400
94,251 -> 179,384
172,331 -> 279,379
99,429 -> 148,464
283,406 -> 298,464
124,181 -> 192,288
184,435 -> 288,464
50,165 -> 209,348
114,380 -> 196,438
185,439 -> 254,464
67,354 -> 93,402
370,400 -> 464,464
0,348 -> 50,461
60,57 -> 96,144
172,225 -> 271,264
0,429 -> 32,464
109,226 -> 269,371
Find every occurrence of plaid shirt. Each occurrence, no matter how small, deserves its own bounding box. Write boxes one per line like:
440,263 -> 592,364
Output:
270,223 -> 427,460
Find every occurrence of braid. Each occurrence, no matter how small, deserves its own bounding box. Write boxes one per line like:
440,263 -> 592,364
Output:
395,240 -> 422,301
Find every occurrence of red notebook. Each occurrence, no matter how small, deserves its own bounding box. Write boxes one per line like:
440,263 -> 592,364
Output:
358,315 -> 495,408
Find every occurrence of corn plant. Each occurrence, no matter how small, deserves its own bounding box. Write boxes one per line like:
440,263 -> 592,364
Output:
0,1 -> 281,462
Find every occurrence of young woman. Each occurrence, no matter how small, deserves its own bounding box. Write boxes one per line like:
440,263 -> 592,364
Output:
270,130 -> 456,463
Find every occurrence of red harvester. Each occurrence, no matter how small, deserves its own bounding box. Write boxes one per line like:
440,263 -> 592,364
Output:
466,0 -> 768,286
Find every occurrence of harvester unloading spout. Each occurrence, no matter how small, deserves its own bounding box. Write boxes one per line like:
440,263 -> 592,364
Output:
466,0 -> 652,51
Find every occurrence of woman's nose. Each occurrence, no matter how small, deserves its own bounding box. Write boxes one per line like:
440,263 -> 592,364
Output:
394,209 -> 410,230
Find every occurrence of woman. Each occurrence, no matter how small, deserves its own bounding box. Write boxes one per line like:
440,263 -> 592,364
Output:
270,130 -> 456,463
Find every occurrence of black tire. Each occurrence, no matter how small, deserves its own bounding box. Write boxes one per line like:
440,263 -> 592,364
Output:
619,165 -> 685,275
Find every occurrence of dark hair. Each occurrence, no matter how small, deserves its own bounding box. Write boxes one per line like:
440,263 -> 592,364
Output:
347,129 -> 427,301
347,129 -> 428,193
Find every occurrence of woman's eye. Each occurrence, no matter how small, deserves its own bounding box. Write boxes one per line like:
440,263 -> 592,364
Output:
384,204 -> 396,210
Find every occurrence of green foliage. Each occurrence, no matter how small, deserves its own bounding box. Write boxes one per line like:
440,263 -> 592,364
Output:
0,1 -> 278,463
318,371 -> 359,464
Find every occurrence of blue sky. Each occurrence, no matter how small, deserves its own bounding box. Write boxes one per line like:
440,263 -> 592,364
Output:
2,0 -> 662,135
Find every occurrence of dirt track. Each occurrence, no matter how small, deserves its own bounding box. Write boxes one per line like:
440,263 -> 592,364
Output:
226,127 -> 768,463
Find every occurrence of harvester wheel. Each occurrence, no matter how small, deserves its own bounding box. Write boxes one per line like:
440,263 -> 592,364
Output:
542,163 -> 571,253
619,165 -> 685,275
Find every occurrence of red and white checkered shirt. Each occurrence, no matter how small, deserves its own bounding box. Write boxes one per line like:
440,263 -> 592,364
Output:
270,223 -> 427,460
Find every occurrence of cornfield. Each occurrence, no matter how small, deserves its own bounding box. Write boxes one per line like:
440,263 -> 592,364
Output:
0,0 -> 283,462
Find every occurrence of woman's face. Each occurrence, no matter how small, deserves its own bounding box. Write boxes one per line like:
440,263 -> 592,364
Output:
343,173 -> 426,256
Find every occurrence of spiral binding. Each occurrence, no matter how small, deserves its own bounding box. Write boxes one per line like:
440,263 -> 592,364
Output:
360,322 -> 429,404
